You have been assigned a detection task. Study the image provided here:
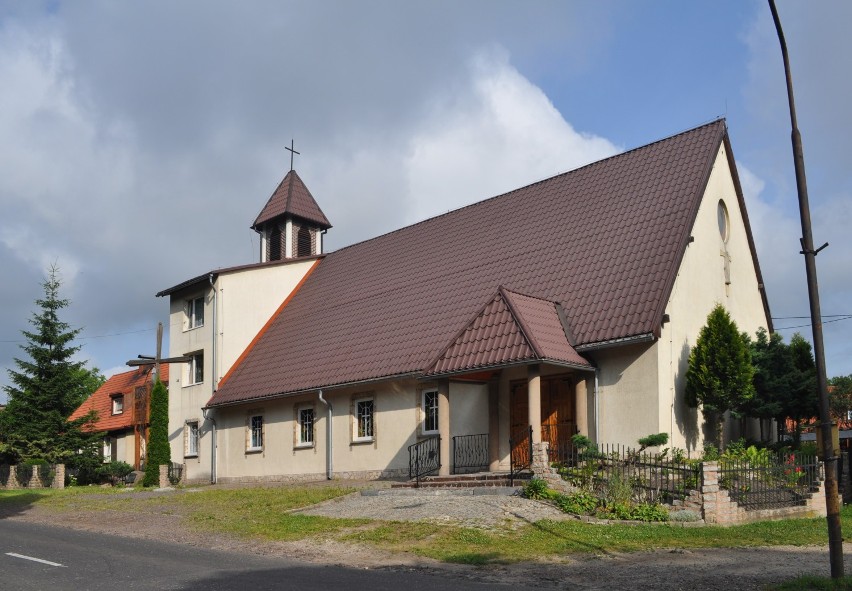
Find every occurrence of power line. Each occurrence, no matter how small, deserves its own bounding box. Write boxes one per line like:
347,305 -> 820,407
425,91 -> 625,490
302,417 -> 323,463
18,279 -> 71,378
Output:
0,327 -> 156,344
775,316 -> 852,331
772,314 -> 851,320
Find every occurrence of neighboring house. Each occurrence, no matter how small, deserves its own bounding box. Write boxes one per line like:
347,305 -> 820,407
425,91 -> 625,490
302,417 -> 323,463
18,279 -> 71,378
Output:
160,120 -> 772,485
69,365 -> 170,469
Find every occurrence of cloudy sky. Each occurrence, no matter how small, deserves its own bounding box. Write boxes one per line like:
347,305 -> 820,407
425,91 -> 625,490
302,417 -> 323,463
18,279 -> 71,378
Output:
1,1 -> 850,401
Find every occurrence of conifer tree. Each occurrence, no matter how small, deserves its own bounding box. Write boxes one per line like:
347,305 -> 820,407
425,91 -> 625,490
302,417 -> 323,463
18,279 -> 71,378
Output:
1,266 -> 103,462
685,304 -> 755,449
143,378 -> 171,486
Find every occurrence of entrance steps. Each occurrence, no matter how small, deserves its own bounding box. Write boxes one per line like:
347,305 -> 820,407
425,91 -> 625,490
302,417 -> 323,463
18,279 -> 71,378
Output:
389,471 -> 531,491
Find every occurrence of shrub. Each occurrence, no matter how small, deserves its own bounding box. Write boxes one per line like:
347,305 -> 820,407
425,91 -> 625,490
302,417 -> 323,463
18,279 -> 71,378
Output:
144,379 -> 170,487
522,477 -> 550,500
669,509 -> 701,522
553,490 -> 599,516
98,461 -> 133,486
630,503 -> 669,522
38,464 -> 55,487
15,464 -> 33,487
637,433 -> 669,451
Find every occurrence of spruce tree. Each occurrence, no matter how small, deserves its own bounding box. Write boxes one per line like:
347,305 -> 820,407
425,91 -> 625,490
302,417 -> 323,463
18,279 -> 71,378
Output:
685,304 -> 755,449
1,266 -> 101,462
143,378 -> 171,486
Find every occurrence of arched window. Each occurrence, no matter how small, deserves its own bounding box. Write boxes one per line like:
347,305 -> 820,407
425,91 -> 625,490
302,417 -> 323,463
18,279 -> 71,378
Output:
297,226 -> 312,257
269,225 -> 282,261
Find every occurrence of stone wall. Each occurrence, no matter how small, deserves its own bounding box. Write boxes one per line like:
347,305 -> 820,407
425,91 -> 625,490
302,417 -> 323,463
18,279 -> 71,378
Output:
689,461 -> 830,525
1,464 -> 65,490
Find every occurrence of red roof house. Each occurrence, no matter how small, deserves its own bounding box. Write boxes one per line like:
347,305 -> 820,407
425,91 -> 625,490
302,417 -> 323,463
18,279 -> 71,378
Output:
69,365 -> 169,469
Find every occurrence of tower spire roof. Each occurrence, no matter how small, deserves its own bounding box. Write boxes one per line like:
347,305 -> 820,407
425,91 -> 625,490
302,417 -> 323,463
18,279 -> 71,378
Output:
251,169 -> 332,231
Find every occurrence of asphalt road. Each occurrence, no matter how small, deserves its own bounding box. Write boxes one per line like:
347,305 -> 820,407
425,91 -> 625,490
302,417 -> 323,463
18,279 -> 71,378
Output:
0,520 -> 512,591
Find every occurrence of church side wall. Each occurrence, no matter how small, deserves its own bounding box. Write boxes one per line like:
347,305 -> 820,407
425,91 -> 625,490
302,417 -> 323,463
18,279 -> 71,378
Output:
212,378 -> 492,482
587,341 -> 660,448
658,144 -> 771,452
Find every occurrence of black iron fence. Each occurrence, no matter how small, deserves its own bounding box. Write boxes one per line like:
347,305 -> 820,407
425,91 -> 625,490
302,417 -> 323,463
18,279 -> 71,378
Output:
717,452 -> 819,510
509,426 -> 533,484
408,436 -> 440,486
0,464 -> 9,487
452,434 -> 489,475
552,443 -> 701,504
168,462 -> 184,486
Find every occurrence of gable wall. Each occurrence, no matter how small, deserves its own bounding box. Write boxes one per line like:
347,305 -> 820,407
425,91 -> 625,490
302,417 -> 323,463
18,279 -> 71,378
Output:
657,144 -> 771,451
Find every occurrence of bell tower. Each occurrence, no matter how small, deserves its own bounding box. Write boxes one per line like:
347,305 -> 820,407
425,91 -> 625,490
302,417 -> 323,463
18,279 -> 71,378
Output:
251,156 -> 331,262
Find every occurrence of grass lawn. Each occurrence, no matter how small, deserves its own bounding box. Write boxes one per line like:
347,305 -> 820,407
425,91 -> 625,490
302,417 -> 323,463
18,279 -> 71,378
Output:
1,486 -> 849,564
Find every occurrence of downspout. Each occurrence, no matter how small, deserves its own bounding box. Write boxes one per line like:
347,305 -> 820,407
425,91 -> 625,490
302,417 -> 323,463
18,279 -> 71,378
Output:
318,390 -> 333,480
594,367 -> 600,443
208,273 -> 218,484
202,407 -> 217,484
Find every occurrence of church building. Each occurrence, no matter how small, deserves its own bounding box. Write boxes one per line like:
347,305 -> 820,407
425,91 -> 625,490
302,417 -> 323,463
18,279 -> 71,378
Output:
158,120 -> 772,485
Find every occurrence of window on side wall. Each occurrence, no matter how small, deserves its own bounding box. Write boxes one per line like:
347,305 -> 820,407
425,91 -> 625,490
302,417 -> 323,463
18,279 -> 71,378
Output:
186,352 -> 204,385
297,406 -> 314,447
247,415 -> 264,452
353,397 -> 374,442
186,296 -> 204,330
422,389 -> 438,435
103,437 -> 116,463
185,421 -> 199,458
111,394 -> 124,415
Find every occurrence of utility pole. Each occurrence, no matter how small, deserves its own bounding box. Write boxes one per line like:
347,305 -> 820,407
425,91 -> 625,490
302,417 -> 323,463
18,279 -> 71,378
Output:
768,0 -> 843,578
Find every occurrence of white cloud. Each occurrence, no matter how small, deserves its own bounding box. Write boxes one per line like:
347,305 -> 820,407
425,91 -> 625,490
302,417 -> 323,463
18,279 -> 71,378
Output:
404,49 -> 620,224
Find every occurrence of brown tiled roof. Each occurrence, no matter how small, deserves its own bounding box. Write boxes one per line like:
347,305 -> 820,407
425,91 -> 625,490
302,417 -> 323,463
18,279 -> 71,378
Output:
427,288 -> 591,376
68,365 -> 169,432
212,120 -> 756,406
251,169 -> 331,230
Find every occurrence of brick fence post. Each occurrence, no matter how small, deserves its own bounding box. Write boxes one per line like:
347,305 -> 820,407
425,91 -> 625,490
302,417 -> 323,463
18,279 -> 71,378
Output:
701,461 -> 719,524
158,464 -> 169,488
8,465 -> 19,489
29,468 -> 41,488
53,464 -> 65,489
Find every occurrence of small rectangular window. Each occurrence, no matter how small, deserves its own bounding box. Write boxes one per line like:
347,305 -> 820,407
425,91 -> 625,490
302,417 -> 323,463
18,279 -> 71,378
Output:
186,296 -> 204,330
298,407 -> 314,446
103,437 -> 116,463
187,352 -> 204,385
185,421 -> 199,457
423,390 -> 438,434
248,415 -> 263,451
354,398 -> 374,442
111,395 -> 124,416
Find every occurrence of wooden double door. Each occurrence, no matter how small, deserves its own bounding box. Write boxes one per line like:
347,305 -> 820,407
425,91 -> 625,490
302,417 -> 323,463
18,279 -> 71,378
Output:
510,374 -> 576,460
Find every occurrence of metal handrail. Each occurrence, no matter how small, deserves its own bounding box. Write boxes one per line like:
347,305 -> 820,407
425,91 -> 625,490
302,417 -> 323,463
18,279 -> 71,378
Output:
408,436 -> 440,487
509,426 -> 533,485
452,433 -> 489,475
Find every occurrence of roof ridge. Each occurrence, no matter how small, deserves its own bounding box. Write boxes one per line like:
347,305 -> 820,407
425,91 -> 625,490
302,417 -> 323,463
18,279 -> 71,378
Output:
326,119 -> 727,257
499,287 -> 544,359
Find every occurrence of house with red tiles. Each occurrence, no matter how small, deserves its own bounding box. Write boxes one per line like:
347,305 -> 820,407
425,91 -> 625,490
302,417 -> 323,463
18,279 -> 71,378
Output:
159,120 -> 772,485
69,365 -> 169,470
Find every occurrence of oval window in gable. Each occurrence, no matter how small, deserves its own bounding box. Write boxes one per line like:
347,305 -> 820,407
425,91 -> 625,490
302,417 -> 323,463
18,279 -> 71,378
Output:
717,200 -> 729,243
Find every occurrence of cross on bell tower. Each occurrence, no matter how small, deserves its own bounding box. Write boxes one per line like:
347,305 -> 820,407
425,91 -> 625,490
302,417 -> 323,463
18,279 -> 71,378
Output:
285,139 -> 300,171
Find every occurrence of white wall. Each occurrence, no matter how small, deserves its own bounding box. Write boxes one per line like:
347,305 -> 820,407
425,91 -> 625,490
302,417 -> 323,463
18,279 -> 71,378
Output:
166,258 -> 318,483
657,144 -> 771,451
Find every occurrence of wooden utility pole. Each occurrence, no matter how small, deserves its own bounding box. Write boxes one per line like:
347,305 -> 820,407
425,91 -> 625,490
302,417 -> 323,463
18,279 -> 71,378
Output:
768,0 -> 843,578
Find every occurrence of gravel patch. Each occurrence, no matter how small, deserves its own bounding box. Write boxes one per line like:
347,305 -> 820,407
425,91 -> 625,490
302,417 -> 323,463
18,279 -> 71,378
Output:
297,490 -> 571,528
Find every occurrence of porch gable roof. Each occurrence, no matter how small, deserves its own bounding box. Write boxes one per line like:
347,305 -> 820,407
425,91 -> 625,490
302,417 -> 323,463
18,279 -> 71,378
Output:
426,287 -> 590,376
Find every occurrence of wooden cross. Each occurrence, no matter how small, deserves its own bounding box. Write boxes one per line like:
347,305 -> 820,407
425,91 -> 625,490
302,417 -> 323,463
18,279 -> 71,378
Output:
286,139 -> 300,171
126,322 -> 192,379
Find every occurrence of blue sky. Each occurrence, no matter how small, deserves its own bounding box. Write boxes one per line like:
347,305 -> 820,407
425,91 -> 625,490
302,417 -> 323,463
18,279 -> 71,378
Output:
0,0 -> 850,402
